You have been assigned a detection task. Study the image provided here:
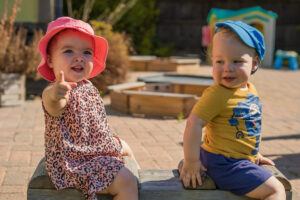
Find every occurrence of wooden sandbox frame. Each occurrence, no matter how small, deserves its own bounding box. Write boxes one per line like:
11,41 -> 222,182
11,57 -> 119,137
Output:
108,74 -> 214,118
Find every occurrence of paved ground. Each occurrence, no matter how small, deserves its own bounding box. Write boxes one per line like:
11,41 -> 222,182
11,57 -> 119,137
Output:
0,66 -> 299,199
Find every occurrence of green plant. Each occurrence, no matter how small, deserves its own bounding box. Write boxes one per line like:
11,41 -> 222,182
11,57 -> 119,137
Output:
63,0 -> 173,56
114,0 -> 162,55
90,21 -> 131,94
177,113 -> 185,121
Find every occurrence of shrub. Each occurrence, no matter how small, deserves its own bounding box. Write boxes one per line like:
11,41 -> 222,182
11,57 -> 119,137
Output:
90,21 -> 131,94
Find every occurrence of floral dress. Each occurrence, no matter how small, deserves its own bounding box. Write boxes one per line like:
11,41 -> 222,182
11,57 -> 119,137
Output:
43,80 -> 124,200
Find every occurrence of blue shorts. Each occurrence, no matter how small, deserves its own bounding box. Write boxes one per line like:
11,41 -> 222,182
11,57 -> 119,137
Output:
200,148 -> 272,195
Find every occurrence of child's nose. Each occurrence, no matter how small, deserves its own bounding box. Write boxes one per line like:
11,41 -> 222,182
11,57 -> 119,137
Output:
74,54 -> 84,62
224,63 -> 234,71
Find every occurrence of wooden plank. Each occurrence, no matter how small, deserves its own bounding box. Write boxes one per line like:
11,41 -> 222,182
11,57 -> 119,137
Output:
129,94 -> 194,117
108,82 -> 146,91
176,64 -> 200,73
139,190 -> 255,200
109,91 -> 129,113
27,188 -> 112,200
139,170 -> 254,200
172,84 -> 209,96
148,62 -> 177,71
123,90 -> 197,98
130,61 -> 148,71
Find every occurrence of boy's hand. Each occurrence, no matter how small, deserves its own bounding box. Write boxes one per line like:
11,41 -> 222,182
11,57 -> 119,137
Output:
179,160 -> 207,188
255,152 -> 275,166
52,71 -> 77,101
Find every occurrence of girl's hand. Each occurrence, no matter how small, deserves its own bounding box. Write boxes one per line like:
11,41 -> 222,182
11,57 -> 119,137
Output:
179,159 -> 207,188
52,71 -> 77,101
255,152 -> 275,166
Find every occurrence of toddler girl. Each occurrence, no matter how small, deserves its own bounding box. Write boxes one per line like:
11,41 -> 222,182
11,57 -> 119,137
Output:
37,17 -> 138,200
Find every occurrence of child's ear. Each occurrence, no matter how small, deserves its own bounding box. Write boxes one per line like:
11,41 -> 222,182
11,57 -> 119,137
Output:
252,55 -> 259,72
47,55 -> 53,69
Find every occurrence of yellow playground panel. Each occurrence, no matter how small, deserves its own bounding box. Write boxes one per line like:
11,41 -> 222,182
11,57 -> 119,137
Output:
207,6 -> 278,67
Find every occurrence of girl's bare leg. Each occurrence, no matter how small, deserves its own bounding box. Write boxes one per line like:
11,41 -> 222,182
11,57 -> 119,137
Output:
98,167 -> 138,200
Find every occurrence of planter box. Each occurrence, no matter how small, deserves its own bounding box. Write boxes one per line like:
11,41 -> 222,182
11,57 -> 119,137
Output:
129,56 -> 201,73
130,56 -> 157,71
147,57 -> 200,73
0,73 -> 25,106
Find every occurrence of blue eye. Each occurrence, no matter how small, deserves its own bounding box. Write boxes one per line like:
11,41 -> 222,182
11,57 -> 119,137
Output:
84,50 -> 92,55
64,49 -> 73,54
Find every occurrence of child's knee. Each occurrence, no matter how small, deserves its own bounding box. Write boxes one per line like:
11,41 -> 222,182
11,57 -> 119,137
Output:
271,178 -> 285,197
107,167 -> 137,196
265,177 -> 286,199
246,176 -> 285,199
117,167 -> 138,189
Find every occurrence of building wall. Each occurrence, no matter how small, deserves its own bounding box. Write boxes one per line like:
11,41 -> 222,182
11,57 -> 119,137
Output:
0,0 -> 38,23
156,0 -> 300,64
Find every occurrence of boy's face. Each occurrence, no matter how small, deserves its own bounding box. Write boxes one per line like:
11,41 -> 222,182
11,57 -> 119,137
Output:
47,30 -> 94,83
211,32 -> 259,89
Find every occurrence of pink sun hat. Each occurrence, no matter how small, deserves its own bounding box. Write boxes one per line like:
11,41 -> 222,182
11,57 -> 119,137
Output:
37,17 -> 108,82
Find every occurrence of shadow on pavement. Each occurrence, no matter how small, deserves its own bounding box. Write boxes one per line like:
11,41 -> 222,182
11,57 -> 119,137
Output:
262,134 -> 300,141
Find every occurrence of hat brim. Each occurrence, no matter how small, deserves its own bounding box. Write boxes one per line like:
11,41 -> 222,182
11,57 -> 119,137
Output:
37,27 -> 108,82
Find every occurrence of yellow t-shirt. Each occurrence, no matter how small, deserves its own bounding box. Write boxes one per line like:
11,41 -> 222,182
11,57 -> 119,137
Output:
192,82 -> 262,162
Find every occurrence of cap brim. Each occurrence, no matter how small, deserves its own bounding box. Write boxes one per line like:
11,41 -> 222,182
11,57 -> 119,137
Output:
215,21 -> 256,49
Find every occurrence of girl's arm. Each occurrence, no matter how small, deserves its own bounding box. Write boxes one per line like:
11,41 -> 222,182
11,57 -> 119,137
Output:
42,71 -> 77,117
180,113 -> 207,188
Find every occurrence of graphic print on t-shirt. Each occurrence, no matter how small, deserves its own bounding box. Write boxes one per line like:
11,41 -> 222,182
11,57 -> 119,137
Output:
228,94 -> 262,155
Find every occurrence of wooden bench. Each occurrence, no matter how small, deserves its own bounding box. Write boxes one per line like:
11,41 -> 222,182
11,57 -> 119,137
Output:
28,158 -> 292,200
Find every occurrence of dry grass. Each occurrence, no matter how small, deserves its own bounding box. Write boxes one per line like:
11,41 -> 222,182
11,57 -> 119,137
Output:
0,0 -> 43,78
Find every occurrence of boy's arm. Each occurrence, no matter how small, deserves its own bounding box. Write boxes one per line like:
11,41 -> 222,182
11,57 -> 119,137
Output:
42,71 -> 77,117
180,113 -> 207,188
255,152 -> 275,166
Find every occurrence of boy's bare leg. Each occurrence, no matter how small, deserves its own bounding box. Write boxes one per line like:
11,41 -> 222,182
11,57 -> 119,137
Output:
245,176 -> 285,200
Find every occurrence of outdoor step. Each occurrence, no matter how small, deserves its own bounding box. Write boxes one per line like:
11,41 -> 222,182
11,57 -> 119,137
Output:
27,157 -> 293,200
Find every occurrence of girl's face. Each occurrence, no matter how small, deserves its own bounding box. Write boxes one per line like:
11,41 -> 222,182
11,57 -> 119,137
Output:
211,32 -> 259,89
47,30 -> 94,83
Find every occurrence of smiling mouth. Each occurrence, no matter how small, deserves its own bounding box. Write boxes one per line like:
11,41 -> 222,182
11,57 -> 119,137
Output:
223,77 -> 235,82
71,66 -> 84,72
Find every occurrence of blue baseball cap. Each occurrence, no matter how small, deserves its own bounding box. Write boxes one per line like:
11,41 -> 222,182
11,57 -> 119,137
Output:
215,20 -> 265,74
